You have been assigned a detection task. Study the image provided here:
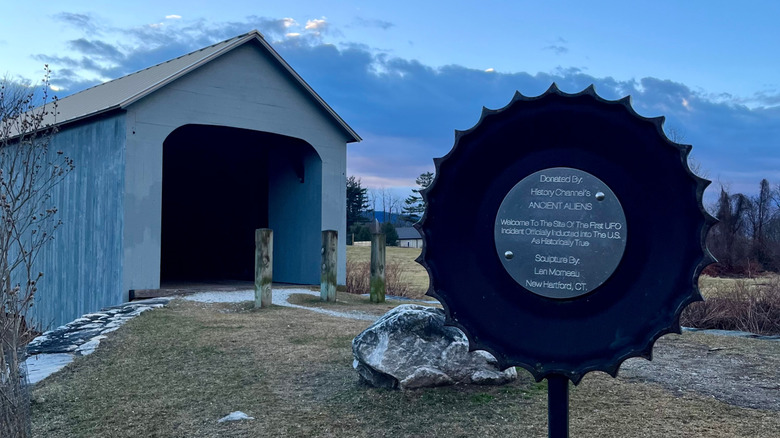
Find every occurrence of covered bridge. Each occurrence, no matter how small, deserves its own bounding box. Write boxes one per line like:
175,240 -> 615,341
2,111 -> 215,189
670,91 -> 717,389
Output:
33,31 -> 360,328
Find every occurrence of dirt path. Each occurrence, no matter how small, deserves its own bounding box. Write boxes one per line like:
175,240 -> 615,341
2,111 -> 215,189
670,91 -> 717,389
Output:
619,332 -> 780,411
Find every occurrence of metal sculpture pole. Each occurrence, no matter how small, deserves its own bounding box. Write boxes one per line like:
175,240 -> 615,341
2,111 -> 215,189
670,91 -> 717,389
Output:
547,375 -> 569,438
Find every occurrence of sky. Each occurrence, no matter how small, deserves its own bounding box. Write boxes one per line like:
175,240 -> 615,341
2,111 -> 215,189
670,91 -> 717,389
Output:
1,1 -> 779,204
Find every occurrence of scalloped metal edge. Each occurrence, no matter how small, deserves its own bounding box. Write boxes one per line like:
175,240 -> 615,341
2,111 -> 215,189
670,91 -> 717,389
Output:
416,83 -> 718,385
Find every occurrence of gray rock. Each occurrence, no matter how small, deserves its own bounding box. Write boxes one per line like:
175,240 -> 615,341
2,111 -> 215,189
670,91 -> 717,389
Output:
352,304 -> 517,389
400,366 -> 454,389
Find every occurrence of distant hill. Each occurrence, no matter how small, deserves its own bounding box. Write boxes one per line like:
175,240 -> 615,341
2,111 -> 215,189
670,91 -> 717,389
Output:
359,211 -> 412,225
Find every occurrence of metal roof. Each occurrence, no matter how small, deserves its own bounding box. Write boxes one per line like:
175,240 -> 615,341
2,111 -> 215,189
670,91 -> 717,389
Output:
40,30 -> 361,142
396,227 -> 422,240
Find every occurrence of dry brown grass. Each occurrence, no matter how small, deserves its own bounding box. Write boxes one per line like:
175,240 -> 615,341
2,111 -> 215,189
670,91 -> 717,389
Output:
347,246 -> 429,296
30,297 -> 780,438
345,248 -> 780,334
346,246 -> 429,298
684,275 -> 780,335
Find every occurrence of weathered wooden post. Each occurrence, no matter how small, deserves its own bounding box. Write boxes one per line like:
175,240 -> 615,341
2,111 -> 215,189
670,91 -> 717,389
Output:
321,230 -> 338,301
370,221 -> 386,303
255,228 -> 273,308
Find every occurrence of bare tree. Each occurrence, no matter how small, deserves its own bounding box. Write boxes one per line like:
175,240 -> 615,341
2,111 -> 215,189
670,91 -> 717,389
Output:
754,179 -> 773,245
0,67 -> 74,438
666,127 -> 709,179
369,187 -> 403,224
708,187 -> 750,274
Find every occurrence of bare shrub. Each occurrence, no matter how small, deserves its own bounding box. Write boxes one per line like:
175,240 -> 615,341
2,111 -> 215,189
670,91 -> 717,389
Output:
1,67 -> 73,438
682,277 -> 780,335
345,259 -> 370,294
346,259 -> 415,298
384,260 -> 413,298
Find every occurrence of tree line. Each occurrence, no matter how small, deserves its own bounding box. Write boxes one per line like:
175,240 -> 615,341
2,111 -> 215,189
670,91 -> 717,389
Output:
349,170 -> 780,277
346,172 -> 433,245
708,179 -> 780,276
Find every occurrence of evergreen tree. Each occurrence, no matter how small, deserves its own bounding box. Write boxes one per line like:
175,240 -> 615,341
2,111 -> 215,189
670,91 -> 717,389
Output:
382,221 -> 399,246
353,224 -> 372,242
402,171 -> 434,223
346,176 -> 369,228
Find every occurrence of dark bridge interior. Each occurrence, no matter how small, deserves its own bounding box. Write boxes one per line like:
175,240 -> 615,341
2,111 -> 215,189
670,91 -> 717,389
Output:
161,124 -> 283,283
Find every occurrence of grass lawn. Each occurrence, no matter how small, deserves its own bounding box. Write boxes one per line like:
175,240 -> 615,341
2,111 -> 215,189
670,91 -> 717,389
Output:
31,296 -> 779,438
347,246 -> 429,297
346,245 -> 746,301
698,274 -> 776,298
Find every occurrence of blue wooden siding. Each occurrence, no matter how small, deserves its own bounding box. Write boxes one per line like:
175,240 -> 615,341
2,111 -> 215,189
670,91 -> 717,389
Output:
30,114 -> 126,329
268,146 -> 323,284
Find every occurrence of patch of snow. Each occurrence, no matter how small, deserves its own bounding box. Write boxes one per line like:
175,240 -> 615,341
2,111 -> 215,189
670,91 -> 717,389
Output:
25,353 -> 74,384
77,336 -> 107,356
75,323 -> 103,330
683,327 -> 780,341
27,335 -> 49,347
217,411 -> 255,423
70,317 -> 92,324
25,298 -> 173,385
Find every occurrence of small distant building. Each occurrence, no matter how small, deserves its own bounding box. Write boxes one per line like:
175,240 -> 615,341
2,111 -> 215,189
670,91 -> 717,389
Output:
396,227 -> 423,248
29,31 -> 360,327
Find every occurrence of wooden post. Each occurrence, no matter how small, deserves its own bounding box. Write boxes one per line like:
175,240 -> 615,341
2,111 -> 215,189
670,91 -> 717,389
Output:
321,230 -> 338,301
255,228 -> 273,308
370,230 -> 386,303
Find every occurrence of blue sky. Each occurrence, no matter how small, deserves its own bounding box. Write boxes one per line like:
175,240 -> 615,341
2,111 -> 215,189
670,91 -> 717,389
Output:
1,1 -> 778,203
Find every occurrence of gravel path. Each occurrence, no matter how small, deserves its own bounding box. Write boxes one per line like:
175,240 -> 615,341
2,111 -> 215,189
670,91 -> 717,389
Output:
619,334 -> 780,411
182,288 -> 379,321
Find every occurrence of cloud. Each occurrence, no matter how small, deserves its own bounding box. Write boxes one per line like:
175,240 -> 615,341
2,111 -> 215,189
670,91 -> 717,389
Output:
543,37 -> 569,55
351,17 -> 394,30
34,15 -> 311,90
276,42 -> 780,198
747,90 -> 780,107
166,15 -> 182,20
305,18 -> 327,31
54,12 -> 102,35
543,45 -> 569,55
67,39 -> 124,62
304,17 -> 333,37
28,15 -> 780,199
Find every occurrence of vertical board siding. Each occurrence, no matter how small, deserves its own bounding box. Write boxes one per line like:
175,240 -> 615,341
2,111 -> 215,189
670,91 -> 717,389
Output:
268,147 -> 323,284
30,114 -> 125,329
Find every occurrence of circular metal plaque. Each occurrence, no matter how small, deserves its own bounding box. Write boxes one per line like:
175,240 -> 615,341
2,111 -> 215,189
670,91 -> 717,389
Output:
494,167 -> 627,299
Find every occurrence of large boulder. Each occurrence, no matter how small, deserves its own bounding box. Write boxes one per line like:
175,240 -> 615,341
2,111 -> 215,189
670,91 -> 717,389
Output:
352,304 -> 517,389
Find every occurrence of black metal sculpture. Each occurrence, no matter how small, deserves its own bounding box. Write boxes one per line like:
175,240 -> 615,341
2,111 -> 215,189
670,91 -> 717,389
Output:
415,84 -> 715,437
